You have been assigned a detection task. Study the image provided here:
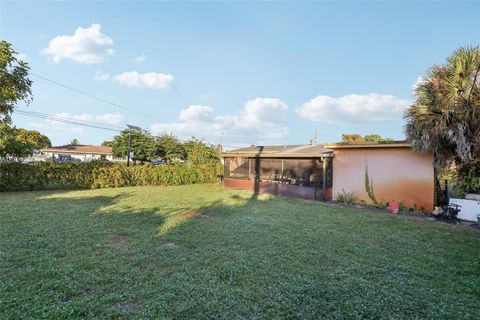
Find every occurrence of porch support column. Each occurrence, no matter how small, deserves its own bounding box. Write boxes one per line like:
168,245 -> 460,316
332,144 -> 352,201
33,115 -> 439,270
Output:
322,157 -> 327,201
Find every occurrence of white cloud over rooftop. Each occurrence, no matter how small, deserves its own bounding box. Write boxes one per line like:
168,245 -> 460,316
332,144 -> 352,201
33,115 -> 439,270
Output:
151,98 -> 289,144
296,93 -> 410,124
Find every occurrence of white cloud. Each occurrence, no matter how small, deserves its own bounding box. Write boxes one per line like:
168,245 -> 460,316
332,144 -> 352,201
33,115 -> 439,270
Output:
179,105 -> 215,122
412,76 -> 425,94
296,93 -> 410,123
112,71 -> 174,90
94,71 -> 110,81
242,98 -> 288,125
16,53 -> 28,62
42,23 -> 114,64
134,54 -> 146,63
151,98 -> 289,145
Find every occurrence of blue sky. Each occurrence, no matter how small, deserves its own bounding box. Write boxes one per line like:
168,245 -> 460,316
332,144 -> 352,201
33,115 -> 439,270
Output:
1,1 -> 479,148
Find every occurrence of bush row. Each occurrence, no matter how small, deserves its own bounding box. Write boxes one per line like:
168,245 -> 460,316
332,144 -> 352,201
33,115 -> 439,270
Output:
456,162 -> 480,195
0,162 -> 219,191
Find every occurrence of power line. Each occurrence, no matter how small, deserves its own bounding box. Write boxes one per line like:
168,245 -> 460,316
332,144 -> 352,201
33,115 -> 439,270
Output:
15,110 -> 125,130
14,109 -> 246,149
30,71 -> 161,122
28,71 -> 248,149
13,110 -> 122,133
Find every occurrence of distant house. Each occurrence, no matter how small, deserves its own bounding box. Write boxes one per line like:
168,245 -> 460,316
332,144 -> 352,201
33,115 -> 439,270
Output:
41,145 -> 125,163
222,141 -> 434,210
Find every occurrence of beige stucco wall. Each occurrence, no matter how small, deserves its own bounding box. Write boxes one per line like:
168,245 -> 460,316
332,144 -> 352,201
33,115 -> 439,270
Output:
332,147 -> 434,210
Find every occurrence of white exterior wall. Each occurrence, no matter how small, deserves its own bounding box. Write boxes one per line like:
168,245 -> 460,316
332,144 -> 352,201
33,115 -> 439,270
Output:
43,152 -> 113,162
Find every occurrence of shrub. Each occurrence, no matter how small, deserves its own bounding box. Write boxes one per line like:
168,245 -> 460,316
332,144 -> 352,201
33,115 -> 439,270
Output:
456,162 -> 480,195
364,161 -> 378,205
0,162 -> 218,192
334,189 -> 358,204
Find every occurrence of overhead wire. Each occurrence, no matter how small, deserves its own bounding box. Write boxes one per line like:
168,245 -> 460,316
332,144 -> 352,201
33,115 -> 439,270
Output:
14,110 -> 125,130
30,71 -> 162,122
13,110 -> 122,133
21,71 -> 249,149
15,109 -> 248,148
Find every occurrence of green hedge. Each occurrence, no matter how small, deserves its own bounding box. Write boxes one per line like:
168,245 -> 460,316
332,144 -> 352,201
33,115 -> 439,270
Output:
456,162 -> 480,195
0,162 -> 219,191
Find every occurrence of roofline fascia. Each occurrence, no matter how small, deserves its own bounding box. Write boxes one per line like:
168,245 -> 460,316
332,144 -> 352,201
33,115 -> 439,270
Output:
221,153 -> 334,158
323,143 -> 412,149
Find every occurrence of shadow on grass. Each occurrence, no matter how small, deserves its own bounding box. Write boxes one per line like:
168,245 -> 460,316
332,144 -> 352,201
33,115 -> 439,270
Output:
2,185 -> 480,319
24,186 -> 269,240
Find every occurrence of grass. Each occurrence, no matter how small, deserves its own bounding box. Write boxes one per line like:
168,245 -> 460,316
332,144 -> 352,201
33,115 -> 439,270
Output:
1,184 -> 479,319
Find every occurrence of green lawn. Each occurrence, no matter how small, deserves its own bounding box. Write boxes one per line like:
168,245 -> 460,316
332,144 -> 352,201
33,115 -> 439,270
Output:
1,184 -> 479,319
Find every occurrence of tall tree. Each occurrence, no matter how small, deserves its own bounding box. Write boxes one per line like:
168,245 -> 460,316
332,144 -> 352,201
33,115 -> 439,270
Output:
0,41 -> 33,154
14,128 -> 51,149
101,140 -> 113,147
183,138 -> 220,166
0,41 -> 32,124
156,133 -> 185,163
0,128 -> 51,160
70,138 -> 79,145
111,129 -> 158,163
341,134 -> 392,143
363,134 -> 392,143
341,134 -> 364,143
405,46 -> 480,168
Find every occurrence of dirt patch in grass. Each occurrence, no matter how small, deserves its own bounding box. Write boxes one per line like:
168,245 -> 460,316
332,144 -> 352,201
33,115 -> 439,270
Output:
161,242 -> 178,249
183,211 -> 212,219
107,235 -> 130,249
119,302 -> 142,313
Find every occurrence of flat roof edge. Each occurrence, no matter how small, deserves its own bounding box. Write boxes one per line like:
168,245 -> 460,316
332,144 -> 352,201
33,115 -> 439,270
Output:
324,143 -> 412,149
221,152 -> 334,158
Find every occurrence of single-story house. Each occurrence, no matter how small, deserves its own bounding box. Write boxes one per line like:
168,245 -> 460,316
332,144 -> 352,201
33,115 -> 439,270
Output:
41,145 -> 125,163
222,141 -> 434,210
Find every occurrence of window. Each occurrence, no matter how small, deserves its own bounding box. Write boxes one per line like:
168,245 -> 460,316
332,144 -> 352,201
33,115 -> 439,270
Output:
282,159 -> 323,187
224,157 -> 249,179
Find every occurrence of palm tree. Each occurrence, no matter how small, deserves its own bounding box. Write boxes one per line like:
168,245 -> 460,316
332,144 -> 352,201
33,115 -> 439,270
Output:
405,46 -> 480,168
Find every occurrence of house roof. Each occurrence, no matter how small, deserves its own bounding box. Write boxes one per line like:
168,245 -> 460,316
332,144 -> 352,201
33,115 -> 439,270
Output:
41,145 -> 113,155
223,140 -> 412,158
222,144 -> 333,158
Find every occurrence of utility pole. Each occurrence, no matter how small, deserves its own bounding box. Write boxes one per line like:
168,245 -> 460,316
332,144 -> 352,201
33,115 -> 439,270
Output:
125,124 -> 142,167
220,132 -> 224,153
127,132 -> 131,167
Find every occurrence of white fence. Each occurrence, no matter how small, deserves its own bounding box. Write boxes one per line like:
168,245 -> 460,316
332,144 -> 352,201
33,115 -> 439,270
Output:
449,198 -> 480,222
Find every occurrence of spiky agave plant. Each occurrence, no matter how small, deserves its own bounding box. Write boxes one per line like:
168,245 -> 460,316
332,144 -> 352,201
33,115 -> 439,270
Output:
364,161 -> 378,205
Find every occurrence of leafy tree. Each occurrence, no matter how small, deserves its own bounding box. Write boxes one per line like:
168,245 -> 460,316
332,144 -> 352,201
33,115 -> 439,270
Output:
405,46 -> 480,199
0,41 -> 33,155
183,138 -> 220,166
405,46 -> 480,168
363,134 -> 393,143
0,127 -> 50,160
14,128 -> 51,149
341,134 -> 364,143
111,129 -> 158,164
342,134 -> 392,143
156,134 -> 185,163
101,140 -> 113,147
0,41 -> 32,125
70,138 -> 79,145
